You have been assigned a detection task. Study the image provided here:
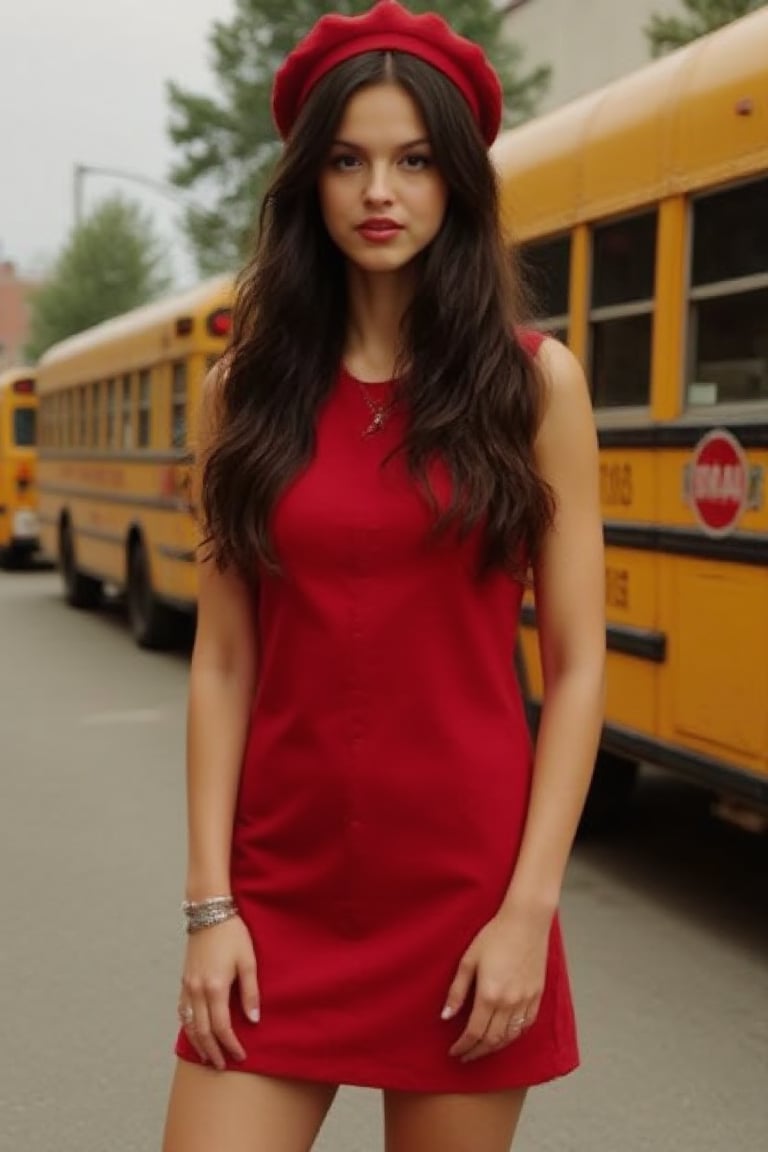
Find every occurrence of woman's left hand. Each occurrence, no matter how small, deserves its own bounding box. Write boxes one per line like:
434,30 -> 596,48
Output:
444,901 -> 552,1062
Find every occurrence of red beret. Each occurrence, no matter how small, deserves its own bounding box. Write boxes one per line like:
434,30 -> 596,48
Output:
272,0 -> 503,147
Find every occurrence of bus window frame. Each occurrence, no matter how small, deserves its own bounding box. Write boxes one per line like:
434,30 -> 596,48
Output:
588,208 -> 657,413
520,232 -> 571,342
685,182 -> 768,412
171,361 -> 188,450
121,373 -> 134,450
90,381 -> 101,449
138,368 -> 152,449
12,406 -> 37,448
106,379 -> 117,448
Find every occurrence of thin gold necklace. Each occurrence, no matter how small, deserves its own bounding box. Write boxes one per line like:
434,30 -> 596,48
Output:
356,380 -> 394,436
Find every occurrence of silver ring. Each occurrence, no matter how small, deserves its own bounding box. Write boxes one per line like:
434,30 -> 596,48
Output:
507,1015 -> 526,1034
178,1005 -> 194,1025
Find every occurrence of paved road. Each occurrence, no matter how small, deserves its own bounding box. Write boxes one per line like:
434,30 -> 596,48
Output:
1,569 -> 766,1152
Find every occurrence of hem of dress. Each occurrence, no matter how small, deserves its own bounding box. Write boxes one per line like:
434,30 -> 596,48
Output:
174,1036 -> 579,1094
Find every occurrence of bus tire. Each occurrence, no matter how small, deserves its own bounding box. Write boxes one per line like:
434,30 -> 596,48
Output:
59,521 -> 101,609
579,752 -> 638,836
127,537 -> 174,650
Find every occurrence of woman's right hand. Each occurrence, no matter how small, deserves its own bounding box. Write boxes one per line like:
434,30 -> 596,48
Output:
178,915 -> 260,1070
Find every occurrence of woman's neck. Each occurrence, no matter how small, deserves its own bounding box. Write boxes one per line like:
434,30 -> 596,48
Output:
343,265 -> 417,382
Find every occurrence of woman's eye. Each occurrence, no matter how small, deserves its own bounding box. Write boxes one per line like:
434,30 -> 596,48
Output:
401,154 -> 432,170
331,154 -> 360,171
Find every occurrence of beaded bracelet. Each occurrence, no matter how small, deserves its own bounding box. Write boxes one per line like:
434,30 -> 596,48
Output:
182,895 -> 239,935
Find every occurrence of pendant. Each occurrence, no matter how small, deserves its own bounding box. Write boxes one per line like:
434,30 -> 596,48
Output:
363,410 -> 386,436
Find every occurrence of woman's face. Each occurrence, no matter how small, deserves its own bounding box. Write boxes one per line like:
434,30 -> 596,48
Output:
317,81 -> 449,274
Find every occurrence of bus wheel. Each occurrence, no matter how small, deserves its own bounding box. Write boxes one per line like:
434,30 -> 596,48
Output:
578,752 -> 638,836
60,522 -> 101,609
127,538 -> 174,650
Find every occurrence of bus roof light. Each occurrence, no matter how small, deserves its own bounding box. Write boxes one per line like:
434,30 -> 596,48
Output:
12,378 -> 35,395
207,309 -> 232,338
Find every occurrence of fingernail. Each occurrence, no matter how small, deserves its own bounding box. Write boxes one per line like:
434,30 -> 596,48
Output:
248,1008 -> 261,1023
441,1005 -> 455,1020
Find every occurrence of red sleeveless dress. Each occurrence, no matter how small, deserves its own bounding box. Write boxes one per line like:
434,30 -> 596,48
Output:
176,332 -> 579,1090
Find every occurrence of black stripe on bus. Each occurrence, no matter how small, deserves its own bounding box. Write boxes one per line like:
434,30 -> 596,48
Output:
40,449 -> 193,465
156,545 -> 196,564
604,522 -> 768,566
525,702 -> 768,807
39,482 -> 189,514
77,525 -> 124,546
520,604 -> 667,663
598,423 -> 768,450
0,504 -> 6,514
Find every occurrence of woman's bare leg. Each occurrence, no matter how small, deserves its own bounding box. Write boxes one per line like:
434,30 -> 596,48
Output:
162,1060 -> 337,1152
383,1087 -> 526,1152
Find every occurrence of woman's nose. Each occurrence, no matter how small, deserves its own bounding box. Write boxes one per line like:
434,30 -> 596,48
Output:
364,164 -> 395,205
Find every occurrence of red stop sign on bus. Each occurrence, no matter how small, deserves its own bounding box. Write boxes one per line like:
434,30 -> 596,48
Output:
687,430 -> 749,537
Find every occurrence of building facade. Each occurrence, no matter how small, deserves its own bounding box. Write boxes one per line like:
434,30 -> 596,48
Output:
0,262 -> 37,370
504,0 -> 686,114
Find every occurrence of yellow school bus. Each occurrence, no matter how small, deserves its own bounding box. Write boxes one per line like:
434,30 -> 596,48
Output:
36,275 -> 234,647
492,8 -> 768,827
0,367 -> 39,567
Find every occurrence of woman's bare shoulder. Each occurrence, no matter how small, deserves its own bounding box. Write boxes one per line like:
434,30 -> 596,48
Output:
533,337 -> 591,411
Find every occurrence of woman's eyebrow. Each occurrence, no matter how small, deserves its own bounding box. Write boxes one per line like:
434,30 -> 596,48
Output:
330,137 -> 432,150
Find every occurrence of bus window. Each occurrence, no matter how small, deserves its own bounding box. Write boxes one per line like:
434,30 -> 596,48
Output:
39,399 -> 49,448
521,234 -> 570,341
590,211 -> 656,409
106,380 -> 116,447
121,374 -> 133,449
171,362 -> 187,449
91,383 -> 101,448
687,177 -> 768,407
138,369 -> 152,448
49,396 -> 58,448
78,385 -> 88,447
64,391 -> 75,447
13,408 -> 36,447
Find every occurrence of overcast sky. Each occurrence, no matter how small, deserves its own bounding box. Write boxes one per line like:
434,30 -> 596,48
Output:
2,0 -> 232,285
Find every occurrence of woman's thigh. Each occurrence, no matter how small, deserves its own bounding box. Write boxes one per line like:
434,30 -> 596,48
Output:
383,1087 -> 527,1152
162,1060 -> 337,1152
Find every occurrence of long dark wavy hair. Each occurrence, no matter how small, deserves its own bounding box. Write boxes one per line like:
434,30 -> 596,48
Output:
202,50 -> 555,579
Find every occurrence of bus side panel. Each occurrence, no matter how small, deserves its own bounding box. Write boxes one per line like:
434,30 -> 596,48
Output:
658,555 -> 768,777
655,444 -> 768,780
518,628 -> 658,737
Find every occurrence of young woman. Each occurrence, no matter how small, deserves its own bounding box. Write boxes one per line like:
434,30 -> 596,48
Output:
162,3 -> 605,1150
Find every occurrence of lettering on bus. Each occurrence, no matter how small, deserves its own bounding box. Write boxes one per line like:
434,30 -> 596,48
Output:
606,566 -> 630,611
60,462 -> 126,488
600,462 -> 633,507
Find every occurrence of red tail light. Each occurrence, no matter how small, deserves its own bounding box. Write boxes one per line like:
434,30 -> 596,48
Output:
207,308 -> 232,338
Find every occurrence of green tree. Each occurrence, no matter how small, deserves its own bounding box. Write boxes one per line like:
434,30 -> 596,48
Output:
25,196 -> 171,362
646,0 -> 767,57
167,0 -> 551,275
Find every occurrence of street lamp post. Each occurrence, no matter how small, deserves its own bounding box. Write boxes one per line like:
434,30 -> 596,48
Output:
72,162 -> 199,229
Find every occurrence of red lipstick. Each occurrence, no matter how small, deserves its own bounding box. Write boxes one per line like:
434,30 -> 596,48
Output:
357,218 -> 404,243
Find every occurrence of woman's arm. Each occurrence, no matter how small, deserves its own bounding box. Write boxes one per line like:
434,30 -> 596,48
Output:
445,339 -> 605,1061
501,338 -> 605,915
178,369 -> 261,1071
185,371 -> 258,900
